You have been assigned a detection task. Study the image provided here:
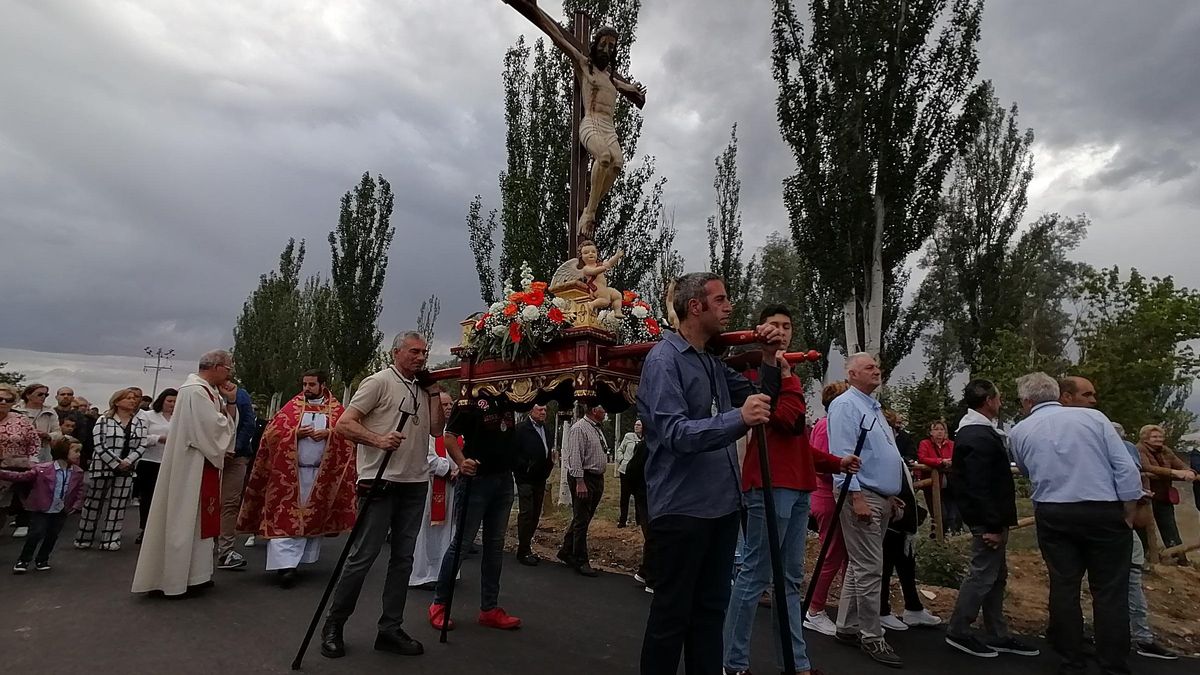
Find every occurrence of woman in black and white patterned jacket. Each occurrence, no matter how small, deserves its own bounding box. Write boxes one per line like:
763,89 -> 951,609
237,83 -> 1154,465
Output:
75,388 -> 147,551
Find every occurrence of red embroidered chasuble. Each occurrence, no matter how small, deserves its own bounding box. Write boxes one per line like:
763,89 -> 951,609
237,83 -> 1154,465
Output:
236,389 -> 357,538
430,436 -> 452,524
199,461 -> 221,539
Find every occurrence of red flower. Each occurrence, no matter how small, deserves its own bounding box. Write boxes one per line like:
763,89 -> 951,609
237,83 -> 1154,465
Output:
548,306 -> 565,324
622,290 -> 637,306
508,322 -> 522,343
530,281 -> 548,292
474,312 -> 491,331
645,318 -> 661,335
528,290 -> 545,307
508,291 -> 525,303
503,303 -> 518,317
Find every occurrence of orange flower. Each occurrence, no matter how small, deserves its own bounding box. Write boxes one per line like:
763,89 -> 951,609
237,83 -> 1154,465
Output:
509,291 -> 527,304
508,322 -> 522,343
503,303 -> 518,317
548,306 -> 565,324
530,281 -> 548,292
622,290 -> 637,305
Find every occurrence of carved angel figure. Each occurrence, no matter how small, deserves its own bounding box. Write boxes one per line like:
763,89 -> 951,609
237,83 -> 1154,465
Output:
549,239 -> 625,318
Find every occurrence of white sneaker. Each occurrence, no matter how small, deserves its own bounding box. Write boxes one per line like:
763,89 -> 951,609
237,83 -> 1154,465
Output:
903,608 -> 942,627
803,611 -> 837,636
880,614 -> 909,631
12,527 -> 28,538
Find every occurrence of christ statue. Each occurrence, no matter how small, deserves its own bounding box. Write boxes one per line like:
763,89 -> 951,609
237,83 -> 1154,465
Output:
503,1 -> 648,238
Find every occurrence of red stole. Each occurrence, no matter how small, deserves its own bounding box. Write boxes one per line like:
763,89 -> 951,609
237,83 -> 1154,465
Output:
430,436 -> 449,524
199,461 -> 221,539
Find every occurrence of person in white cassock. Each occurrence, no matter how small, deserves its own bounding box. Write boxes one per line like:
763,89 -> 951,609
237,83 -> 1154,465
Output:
410,393 -> 458,588
131,350 -> 238,597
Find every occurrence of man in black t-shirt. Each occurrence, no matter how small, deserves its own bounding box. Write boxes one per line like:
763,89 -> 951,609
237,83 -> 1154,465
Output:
428,396 -> 523,632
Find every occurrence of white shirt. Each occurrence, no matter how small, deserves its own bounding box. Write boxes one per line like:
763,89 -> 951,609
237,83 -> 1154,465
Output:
140,411 -> 172,463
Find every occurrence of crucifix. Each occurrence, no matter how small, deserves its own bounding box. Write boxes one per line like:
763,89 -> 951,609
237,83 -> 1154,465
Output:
501,1 -> 647,257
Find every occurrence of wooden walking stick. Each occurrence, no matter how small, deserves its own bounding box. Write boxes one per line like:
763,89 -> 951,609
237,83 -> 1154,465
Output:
802,414 -> 874,618
291,404 -> 415,670
440,471 -> 474,643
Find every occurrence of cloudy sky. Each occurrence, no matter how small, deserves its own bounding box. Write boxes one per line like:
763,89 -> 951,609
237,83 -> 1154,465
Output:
1,0 -> 1198,405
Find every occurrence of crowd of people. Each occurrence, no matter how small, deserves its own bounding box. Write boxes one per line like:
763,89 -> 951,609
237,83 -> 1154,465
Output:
2,270 -> 1199,675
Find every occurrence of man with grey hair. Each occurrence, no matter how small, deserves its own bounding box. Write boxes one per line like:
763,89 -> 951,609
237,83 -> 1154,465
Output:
1008,372 -> 1143,675
320,331 -> 445,660
133,350 -> 240,597
826,351 -> 909,668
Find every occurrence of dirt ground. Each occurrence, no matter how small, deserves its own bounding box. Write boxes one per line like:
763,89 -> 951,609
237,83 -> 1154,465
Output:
516,468 -> 1200,656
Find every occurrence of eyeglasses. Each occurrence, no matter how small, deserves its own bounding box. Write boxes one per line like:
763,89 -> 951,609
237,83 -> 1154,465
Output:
32,392 -> 48,397
0,398 -> 14,404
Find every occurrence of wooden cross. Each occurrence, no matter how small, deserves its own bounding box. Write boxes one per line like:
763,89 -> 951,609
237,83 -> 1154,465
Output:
501,1 -> 647,257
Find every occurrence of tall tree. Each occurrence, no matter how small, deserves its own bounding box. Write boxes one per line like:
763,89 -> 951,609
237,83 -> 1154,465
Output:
467,195 -> 499,304
472,0 -> 671,299
771,0 -> 988,376
297,273 -> 339,382
233,239 -> 306,397
646,209 -> 684,320
705,124 -> 758,329
329,172 -> 395,385
0,362 -> 23,387
417,294 -> 441,345
1074,267 -> 1200,447
757,232 -> 840,379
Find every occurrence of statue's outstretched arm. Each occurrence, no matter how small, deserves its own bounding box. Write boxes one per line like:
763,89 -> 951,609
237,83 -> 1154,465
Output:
503,0 -> 586,65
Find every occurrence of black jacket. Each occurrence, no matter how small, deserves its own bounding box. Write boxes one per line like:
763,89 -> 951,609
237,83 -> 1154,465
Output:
512,418 -> 554,484
625,439 -> 648,496
952,422 -> 1018,533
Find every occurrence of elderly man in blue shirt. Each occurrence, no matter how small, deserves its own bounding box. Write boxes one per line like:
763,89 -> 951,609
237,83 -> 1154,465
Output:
1009,372 -> 1142,675
825,351 -> 908,668
636,271 -> 785,675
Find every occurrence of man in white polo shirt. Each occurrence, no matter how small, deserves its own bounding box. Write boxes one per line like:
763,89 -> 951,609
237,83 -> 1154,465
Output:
320,331 -> 445,661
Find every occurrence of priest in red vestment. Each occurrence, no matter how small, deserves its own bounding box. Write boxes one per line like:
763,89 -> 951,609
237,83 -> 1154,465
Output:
237,370 -> 356,587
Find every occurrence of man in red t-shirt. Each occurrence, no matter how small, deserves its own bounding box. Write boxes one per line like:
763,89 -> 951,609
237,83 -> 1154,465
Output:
721,305 -> 860,675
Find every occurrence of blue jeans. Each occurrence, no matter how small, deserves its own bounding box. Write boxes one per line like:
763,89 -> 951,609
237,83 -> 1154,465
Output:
723,488 -> 811,672
433,473 -> 515,611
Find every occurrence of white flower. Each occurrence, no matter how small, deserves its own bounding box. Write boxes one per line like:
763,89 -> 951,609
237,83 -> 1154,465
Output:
521,305 -> 540,321
489,302 -> 505,314
552,297 -> 569,310
491,325 -> 507,337
632,305 -> 649,319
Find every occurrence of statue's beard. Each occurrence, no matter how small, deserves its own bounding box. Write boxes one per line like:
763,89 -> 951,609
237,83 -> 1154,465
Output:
591,48 -> 612,71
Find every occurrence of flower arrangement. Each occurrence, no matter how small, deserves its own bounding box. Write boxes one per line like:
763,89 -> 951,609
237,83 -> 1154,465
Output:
465,262 -> 571,361
599,290 -> 665,344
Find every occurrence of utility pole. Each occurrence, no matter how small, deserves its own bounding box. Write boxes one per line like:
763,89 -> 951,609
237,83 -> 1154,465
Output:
143,347 -> 175,398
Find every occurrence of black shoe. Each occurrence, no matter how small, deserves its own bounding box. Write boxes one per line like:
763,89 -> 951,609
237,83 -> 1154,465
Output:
12,561 -> 29,574
278,569 -> 298,589
517,553 -> 540,566
374,628 -> 424,656
862,639 -> 903,668
988,636 -> 1039,657
617,521 -> 627,528
320,621 -> 345,659
834,631 -> 861,646
576,562 -> 598,577
556,551 -> 578,568
135,531 -> 144,545
35,561 -> 51,572
946,633 -> 998,658
1136,641 -> 1179,660
185,580 -> 215,596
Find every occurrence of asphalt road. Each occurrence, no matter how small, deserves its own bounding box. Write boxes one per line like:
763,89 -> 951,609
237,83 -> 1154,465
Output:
1,515 -> 1193,674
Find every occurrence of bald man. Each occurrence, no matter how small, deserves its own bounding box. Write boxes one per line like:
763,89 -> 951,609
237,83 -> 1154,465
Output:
1058,377 -> 1097,409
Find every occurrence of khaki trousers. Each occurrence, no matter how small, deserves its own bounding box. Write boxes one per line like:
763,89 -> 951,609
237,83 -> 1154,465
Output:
836,488 -> 893,641
218,455 -> 250,557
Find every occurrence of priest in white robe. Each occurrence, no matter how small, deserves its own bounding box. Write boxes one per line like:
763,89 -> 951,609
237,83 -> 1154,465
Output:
410,393 -> 457,588
131,350 -> 238,597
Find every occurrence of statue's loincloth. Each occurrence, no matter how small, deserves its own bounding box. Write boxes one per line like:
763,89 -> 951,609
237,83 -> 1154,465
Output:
579,115 -> 619,151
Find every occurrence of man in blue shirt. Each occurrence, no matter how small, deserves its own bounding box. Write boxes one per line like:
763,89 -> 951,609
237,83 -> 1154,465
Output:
825,351 -> 907,668
636,271 -> 784,675
1009,372 -> 1142,675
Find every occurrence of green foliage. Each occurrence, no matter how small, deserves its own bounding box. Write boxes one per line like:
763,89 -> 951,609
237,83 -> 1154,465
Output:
975,329 -> 1071,422
771,0 -> 989,374
475,0 -> 676,301
915,535 -> 970,588
756,231 -> 840,380
232,239 -> 307,399
645,210 -> 684,320
885,375 -> 959,442
329,172 -> 395,385
296,274 -> 339,384
417,295 -> 441,345
705,124 -> 758,330
1073,267 -> 1200,447
0,362 -> 22,387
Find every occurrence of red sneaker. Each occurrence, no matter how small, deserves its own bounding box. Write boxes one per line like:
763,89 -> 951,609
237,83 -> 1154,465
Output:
428,603 -> 455,631
477,607 -> 522,630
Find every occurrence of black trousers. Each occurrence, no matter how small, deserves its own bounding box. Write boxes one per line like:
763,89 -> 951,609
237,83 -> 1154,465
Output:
640,511 -> 739,675
135,460 -> 161,531
1035,501 -> 1132,675
880,528 -> 923,615
19,511 -> 68,564
560,473 -> 604,563
618,473 -> 633,525
515,479 -> 546,556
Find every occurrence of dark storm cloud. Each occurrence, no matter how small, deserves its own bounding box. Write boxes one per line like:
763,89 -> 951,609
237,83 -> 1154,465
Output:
2,0 -> 1199,394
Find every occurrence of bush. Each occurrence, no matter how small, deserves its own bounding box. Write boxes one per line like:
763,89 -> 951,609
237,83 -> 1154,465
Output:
915,535 -> 970,588
1014,476 -> 1033,499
